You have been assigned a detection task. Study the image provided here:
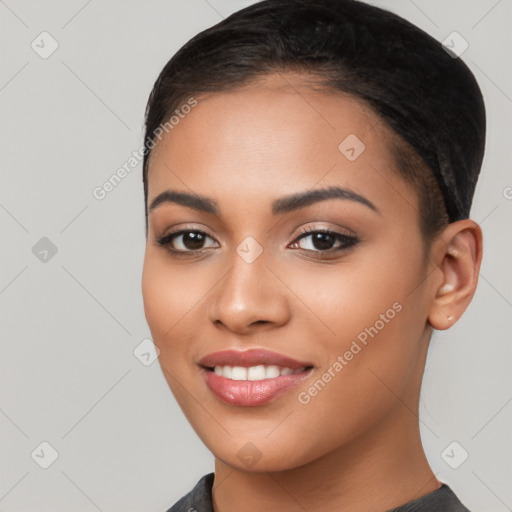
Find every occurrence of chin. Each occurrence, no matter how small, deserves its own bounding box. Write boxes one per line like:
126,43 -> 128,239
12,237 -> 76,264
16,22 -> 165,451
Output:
203,432 -> 324,474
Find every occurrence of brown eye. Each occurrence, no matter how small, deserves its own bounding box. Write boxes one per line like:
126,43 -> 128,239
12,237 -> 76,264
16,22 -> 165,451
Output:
157,230 -> 217,254
290,227 -> 359,254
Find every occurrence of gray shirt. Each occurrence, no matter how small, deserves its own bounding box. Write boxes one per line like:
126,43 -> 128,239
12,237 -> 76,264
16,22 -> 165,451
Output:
164,473 -> 471,511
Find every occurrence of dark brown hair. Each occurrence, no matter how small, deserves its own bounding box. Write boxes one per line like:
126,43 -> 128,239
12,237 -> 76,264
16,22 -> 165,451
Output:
142,0 -> 485,246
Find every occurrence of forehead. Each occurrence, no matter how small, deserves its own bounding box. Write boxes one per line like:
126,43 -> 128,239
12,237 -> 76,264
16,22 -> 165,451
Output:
146,73 -> 417,221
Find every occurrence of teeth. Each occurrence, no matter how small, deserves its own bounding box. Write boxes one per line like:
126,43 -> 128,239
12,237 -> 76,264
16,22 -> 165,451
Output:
231,367 -> 247,380
247,365 -> 266,380
212,365 -> 306,380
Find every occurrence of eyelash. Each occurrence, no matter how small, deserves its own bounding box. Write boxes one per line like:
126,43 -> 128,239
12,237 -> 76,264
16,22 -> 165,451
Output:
156,226 -> 359,259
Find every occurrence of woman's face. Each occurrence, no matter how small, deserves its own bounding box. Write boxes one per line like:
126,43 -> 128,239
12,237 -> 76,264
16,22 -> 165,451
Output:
142,73 -> 438,471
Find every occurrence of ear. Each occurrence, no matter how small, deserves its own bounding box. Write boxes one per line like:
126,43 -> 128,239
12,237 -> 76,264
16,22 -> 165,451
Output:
428,219 -> 483,330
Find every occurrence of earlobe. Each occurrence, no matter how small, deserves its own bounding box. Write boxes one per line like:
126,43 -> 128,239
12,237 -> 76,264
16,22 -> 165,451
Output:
428,220 -> 483,330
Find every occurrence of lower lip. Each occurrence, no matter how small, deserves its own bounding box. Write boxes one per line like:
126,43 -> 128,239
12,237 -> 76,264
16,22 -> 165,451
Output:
202,368 -> 313,406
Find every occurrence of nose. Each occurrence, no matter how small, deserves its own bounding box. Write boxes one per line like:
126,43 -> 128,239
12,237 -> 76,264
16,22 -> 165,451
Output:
207,248 -> 291,335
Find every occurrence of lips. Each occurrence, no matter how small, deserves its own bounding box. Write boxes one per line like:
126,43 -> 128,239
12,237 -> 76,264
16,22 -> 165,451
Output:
199,348 -> 313,370
199,348 -> 314,406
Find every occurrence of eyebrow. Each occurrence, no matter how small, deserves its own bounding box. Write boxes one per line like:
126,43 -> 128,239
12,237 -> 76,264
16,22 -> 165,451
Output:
148,185 -> 379,216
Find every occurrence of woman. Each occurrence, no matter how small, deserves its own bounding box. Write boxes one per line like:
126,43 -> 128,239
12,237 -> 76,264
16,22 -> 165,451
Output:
141,0 -> 485,510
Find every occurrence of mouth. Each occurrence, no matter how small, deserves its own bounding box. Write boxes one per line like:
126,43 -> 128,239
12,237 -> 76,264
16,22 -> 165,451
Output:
206,364 -> 310,379
198,349 -> 315,406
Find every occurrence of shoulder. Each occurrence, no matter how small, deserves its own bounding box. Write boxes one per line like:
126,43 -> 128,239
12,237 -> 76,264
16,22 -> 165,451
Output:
163,473 -> 215,512
389,483 -> 472,512
163,476 -> 471,512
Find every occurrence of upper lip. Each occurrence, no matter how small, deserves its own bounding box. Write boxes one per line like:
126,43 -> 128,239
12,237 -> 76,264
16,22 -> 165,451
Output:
199,348 -> 313,370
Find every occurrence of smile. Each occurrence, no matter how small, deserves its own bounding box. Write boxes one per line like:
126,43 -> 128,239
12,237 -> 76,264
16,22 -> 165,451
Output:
211,364 -> 306,380
198,348 -> 315,406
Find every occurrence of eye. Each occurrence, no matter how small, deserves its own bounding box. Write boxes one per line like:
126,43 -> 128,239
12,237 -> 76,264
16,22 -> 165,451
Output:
289,226 -> 359,255
156,229 -> 218,255
156,226 -> 359,258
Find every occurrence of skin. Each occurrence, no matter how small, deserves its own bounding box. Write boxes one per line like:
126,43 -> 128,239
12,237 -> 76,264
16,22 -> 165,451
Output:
141,72 -> 483,512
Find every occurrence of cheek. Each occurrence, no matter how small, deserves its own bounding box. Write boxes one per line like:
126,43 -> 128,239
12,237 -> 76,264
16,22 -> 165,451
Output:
141,253 -> 204,407
298,241 -> 428,402
280,304 -> 425,468
141,252 -> 201,358
301,244 -> 422,342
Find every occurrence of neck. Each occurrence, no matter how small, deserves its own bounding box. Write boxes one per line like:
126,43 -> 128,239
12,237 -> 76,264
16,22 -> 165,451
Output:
211,404 -> 439,512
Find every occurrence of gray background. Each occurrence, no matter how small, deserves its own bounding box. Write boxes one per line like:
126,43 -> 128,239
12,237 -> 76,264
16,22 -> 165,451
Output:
0,0 -> 511,510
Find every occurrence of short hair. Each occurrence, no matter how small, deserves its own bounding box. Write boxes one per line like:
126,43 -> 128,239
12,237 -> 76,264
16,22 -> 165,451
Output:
142,0 -> 486,245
